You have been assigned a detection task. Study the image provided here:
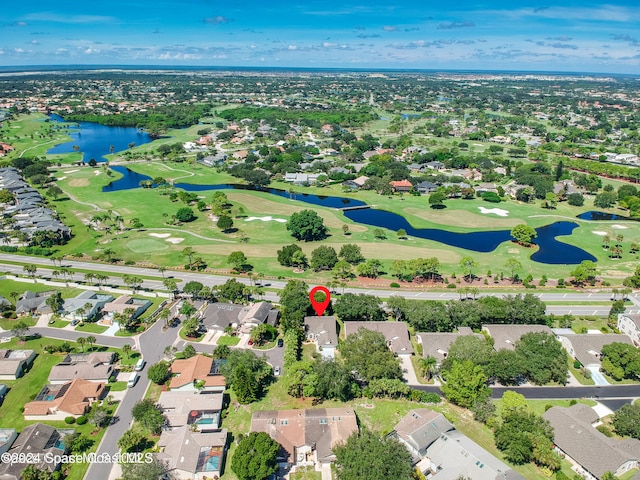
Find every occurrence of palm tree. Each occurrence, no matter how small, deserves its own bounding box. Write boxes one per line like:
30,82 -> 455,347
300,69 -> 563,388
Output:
85,273 -> 95,285
122,344 -> 132,359
158,266 -> 166,278
159,308 -> 171,327
418,356 -> 438,381
9,291 -> 19,305
77,337 -> 87,353
86,336 -> 96,352
23,264 -> 37,280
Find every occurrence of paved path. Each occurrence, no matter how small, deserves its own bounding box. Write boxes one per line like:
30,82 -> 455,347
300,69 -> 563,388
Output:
399,355 -> 420,385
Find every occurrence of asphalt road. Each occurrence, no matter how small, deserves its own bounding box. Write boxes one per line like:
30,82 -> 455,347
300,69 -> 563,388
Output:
414,384 -> 640,400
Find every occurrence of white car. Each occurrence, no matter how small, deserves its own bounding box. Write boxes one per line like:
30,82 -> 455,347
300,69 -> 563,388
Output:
274,366 -> 281,376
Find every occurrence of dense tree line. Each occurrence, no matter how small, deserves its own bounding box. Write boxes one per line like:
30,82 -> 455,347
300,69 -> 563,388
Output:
219,106 -> 378,128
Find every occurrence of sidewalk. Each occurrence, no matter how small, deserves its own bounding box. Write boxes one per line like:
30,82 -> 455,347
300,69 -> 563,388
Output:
399,355 -> 420,386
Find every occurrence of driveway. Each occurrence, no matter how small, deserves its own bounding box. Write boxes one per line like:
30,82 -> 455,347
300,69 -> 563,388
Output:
587,366 -> 610,386
399,354 -> 420,386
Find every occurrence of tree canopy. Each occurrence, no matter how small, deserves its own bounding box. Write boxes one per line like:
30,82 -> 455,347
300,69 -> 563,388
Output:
231,432 -> 280,480
340,328 -> 402,382
286,209 -> 328,241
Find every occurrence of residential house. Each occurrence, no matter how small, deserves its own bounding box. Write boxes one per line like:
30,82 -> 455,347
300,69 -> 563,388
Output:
304,316 -> 338,359
390,179 -> 413,193
617,313 -> 640,346
23,379 -> 105,420
426,161 -> 445,170
544,404 -> 640,480
284,173 -> 320,185
0,349 -> 36,380
15,291 -> 53,315
415,181 -> 438,194
0,424 -> 73,480
251,408 -> 358,467
391,409 -> 453,462
158,391 -> 223,430
198,153 -> 227,167
101,295 -> 151,323
0,429 -> 17,455
553,180 -> 581,197
342,175 -> 369,189
408,163 -> 428,173
556,333 -> 632,368
421,429 -> 523,479
473,183 -> 498,194
157,427 -> 228,480
482,324 -> 553,351
48,352 -> 115,384
201,301 -> 278,334
169,355 -> 226,393
416,328 -> 482,368
344,322 -> 414,356
61,290 -> 114,321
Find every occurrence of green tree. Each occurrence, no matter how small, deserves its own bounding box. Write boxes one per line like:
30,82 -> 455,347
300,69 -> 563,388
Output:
567,192 -> 585,206
117,429 -> 148,453
181,246 -> 195,267
310,245 -> 338,271
601,342 -> 640,381
147,361 -> 170,385
334,293 -> 384,322
227,251 -> 249,272
277,244 -> 303,266
494,410 -> 557,469
175,206 -> 196,222
334,429 -> 414,480
339,244 -> 365,264
120,457 -> 172,480
594,191 -> 617,209
505,258 -> 522,281
501,390 -> 527,414
441,335 -> 494,373
613,404 -> 640,439
217,278 -> 246,303
279,280 -> 311,331
231,432 -> 280,480
515,332 -> 568,385
23,264 -> 37,279
511,224 -> 537,246
397,228 -> 407,239
428,190 -> 447,208
217,215 -> 234,232
440,360 -> 491,408
488,350 -> 526,386
12,321 -> 31,340
131,399 -> 166,435
459,256 -> 478,281
286,209 -> 328,241
314,359 -> 359,401
373,228 -> 386,239
221,350 -> 272,402
571,260 -> 598,286
340,328 -> 402,382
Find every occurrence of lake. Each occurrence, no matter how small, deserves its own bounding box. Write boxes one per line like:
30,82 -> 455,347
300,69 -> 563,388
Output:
46,114 -> 152,162
577,211 -> 636,222
103,166 -> 597,264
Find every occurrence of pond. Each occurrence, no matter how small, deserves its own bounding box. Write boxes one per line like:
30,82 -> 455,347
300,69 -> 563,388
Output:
577,211 -> 636,222
102,166 -> 597,264
46,114 -> 152,162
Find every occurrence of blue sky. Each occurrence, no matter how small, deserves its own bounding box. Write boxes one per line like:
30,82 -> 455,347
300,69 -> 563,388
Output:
2,1 -> 640,73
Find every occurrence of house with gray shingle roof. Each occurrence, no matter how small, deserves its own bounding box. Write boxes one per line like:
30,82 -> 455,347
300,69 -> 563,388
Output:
157,427 -> 228,480
304,316 -> 338,359
618,313 -> 640,346
391,409 -> 453,462
544,404 -> 640,480
344,321 -> 414,356
61,291 -> 114,321
482,324 -> 552,351
416,327 -> 483,367
556,333 -> 633,368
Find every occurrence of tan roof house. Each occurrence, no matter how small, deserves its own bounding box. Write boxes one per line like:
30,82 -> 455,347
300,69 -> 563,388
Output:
416,327 -> 482,367
304,316 -> 338,359
556,333 -> 633,368
344,322 -> 414,356
544,404 -> 640,480
48,352 -> 114,384
169,355 -> 226,393
157,426 -> 228,480
158,391 -> 223,430
24,379 -> 105,420
482,324 -> 553,351
0,349 -> 36,380
391,409 -> 454,461
251,408 -> 358,467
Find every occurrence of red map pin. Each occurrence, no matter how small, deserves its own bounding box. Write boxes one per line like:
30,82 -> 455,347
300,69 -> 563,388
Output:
309,286 -> 331,316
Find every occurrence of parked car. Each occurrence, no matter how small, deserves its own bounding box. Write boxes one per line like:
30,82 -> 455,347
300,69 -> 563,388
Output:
277,338 -> 284,347
274,366 -> 281,376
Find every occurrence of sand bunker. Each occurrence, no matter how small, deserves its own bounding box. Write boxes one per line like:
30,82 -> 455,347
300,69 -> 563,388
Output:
57,176 -> 66,181
149,233 -> 171,238
612,224 -> 629,229
67,169 -> 79,173
478,207 -> 509,217
245,216 -> 287,223
94,171 -> 101,175
592,231 -> 607,236
165,237 -> 184,244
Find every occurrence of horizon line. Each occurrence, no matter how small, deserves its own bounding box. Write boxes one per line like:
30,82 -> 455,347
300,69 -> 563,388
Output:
0,64 -> 639,78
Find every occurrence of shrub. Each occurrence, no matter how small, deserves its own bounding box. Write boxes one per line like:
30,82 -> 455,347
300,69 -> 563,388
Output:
447,283 -> 456,289
390,282 -> 400,288
573,360 -> 581,369
76,415 -> 88,425
65,416 -> 76,424
569,399 -> 577,406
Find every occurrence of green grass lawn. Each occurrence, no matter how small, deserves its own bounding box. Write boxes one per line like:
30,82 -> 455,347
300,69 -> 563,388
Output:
217,335 -> 240,346
568,362 -> 596,385
180,328 -> 204,342
290,467 -> 322,480
0,317 -> 37,331
47,318 -> 69,328
107,381 -> 127,392
75,323 -> 109,334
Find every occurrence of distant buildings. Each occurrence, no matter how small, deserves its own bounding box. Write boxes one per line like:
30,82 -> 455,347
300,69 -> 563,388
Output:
0,349 -> 36,380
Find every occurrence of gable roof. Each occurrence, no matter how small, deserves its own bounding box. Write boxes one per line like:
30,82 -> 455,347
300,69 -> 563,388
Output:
0,350 -> 35,376
482,324 -> 552,351
344,321 -> 414,354
251,408 -> 358,463
544,404 -> 640,479
0,424 -> 72,480
48,352 -> 114,383
157,426 -> 227,475
416,328 -> 482,363
24,379 -> 104,416
158,391 -> 223,427
304,316 -> 338,347
393,409 -> 453,457
558,333 -> 633,366
170,355 -> 226,389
